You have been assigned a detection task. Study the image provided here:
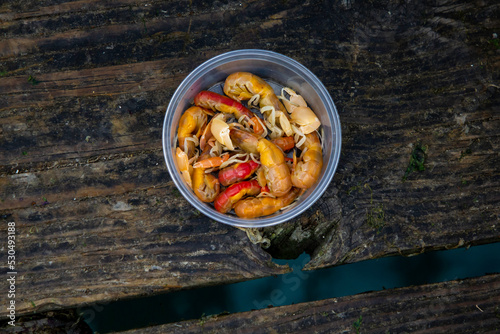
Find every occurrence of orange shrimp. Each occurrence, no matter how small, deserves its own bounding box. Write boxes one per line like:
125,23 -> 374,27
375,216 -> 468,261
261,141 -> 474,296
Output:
291,132 -> 323,189
229,128 -> 259,154
177,106 -> 211,158
230,128 -> 292,197
193,153 -> 229,169
271,136 -> 295,152
214,180 -> 261,213
190,146 -> 220,202
192,167 -> 220,203
234,187 -> 301,218
223,72 -> 287,113
218,160 -> 260,186
195,91 -> 264,136
176,147 -> 193,189
258,138 -> 293,197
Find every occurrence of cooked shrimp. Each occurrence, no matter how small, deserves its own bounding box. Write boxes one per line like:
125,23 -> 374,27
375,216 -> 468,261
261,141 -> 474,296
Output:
188,146 -> 220,202
195,90 -> 265,136
176,147 -> 193,189
192,167 -> 220,203
229,128 -> 259,154
291,132 -> 323,189
223,72 -> 287,113
258,138 -> 293,197
175,73 -> 324,219
214,180 -> 261,213
231,127 -> 292,197
177,106 -> 210,158
195,90 -> 252,120
271,136 -> 295,152
218,160 -> 260,186
193,153 -> 229,169
233,187 -> 301,218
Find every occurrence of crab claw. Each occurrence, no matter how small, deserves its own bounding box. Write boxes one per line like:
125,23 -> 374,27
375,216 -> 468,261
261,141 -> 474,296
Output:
281,87 -> 308,113
290,106 -> 321,135
280,88 -> 321,135
211,116 -> 235,150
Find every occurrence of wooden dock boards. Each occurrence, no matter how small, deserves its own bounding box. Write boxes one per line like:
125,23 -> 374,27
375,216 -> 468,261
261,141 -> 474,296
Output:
0,0 -> 499,330
0,190 -> 289,316
117,273 -> 500,333
257,0 -> 500,266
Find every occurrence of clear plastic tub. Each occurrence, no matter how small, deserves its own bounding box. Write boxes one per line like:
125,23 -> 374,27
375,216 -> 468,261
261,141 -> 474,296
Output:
162,49 -> 341,227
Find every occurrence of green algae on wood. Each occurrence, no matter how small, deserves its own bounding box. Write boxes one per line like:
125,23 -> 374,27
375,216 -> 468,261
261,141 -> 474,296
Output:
403,142 -> 427,181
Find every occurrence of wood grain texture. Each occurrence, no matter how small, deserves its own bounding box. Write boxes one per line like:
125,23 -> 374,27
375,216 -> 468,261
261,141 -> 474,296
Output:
117,273 -> 500,333
0,309 -> 92,333
258,0 -> 500,270
0,0 -> 499,322
0,177 -> 290,317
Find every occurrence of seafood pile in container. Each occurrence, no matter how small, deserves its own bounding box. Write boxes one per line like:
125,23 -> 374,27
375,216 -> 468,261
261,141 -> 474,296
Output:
175,72 -> 323,218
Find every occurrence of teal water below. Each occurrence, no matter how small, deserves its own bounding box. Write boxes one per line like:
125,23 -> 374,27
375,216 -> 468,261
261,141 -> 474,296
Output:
82,242 -> 500,333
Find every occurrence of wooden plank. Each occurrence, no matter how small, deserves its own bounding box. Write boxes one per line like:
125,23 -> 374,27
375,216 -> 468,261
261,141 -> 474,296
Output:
117,273 -> 500,333
257,0 -> 500,270
0,309 -> 92,333
0,58 -> 203,164
0,151 -> 289,317
0,0 -> 499,323
0,0 -> 283,319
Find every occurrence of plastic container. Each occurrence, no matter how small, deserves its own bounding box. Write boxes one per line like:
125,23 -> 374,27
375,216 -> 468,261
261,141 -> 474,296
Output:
162,49 -> 341,227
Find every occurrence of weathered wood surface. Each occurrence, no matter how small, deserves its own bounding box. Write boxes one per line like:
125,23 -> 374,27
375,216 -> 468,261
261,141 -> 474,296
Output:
1,309 -> 92,333
0,0 -> 499,323
258,0 -> 500,269
118,273 -> 500,333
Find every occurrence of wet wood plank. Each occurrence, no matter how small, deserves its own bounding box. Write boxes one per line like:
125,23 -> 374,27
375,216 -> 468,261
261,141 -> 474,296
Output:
0,0 -> 499,323
117,273 -> 500,333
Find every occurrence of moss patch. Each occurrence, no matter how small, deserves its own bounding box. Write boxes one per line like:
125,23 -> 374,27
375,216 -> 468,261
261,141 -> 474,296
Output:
403,142 -> 427,181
